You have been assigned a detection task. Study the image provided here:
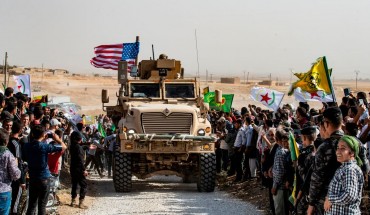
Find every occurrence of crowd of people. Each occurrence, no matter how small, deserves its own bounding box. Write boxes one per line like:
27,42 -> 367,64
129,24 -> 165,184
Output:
0,87 -> 116,215
211,91 -> 370,214
1,84 -> 370,215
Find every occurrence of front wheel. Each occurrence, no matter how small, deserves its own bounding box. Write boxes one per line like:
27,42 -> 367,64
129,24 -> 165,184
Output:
113,143 -> 132,192
197,153 -> 216,192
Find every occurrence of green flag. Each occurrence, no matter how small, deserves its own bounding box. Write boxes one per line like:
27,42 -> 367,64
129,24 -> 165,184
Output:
204,92 -> 234,112
98,122 -> 106,138
111,124 -> 116,132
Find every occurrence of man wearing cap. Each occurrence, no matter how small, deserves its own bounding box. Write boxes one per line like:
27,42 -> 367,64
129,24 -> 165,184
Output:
307,107 -> 344,215
295,126 -> 317,213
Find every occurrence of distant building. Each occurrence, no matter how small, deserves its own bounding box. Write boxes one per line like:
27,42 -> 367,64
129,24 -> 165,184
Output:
51,69 -> 69,75
258,80 -> 273,86
220,77 -> 240,84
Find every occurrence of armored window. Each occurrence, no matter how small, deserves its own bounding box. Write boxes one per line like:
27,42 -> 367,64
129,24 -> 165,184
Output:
165,83 -> 195,99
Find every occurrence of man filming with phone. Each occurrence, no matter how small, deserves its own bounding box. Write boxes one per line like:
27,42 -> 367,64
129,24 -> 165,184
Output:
23,125 -> 67,215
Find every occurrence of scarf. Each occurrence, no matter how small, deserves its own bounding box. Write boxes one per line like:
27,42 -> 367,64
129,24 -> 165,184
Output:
0,146 -> 8,155
340,135 -> 363,167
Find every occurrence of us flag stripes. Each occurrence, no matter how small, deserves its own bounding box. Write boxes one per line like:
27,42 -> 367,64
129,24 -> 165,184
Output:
90,42 -> 140,71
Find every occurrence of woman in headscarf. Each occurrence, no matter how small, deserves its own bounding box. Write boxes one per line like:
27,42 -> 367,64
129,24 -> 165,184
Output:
324,135 -> 364,214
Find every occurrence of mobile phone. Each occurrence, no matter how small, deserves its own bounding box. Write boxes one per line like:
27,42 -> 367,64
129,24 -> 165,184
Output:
343,88 -> 350,97
359,99 -> 364,105
47,133 -> 53,138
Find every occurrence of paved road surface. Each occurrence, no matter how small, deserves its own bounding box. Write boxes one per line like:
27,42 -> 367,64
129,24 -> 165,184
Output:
81,175 -> 262,215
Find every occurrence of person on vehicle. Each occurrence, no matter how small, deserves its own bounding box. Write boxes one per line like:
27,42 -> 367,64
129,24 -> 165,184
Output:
0,129 -> 21,215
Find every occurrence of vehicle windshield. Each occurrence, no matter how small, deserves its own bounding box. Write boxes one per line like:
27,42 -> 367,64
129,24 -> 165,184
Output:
130,83 -> 160,98
165,83 -> 195,98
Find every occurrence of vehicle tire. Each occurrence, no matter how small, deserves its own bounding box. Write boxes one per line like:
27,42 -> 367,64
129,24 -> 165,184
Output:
197,153 -> 216,192
113,142 -> 132,192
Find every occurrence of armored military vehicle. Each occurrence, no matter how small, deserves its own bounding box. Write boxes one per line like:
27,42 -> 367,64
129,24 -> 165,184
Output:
101,54 -> 217,192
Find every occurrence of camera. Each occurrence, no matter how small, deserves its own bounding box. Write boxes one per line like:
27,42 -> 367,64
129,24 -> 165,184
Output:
47,133 -> 54,138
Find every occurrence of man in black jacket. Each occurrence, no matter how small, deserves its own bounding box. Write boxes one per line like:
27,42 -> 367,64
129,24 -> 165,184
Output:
69,131 -> 88,209
307,107 -> 343,215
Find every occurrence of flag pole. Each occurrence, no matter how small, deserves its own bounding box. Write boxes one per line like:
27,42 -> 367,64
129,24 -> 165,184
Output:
135,36 -> 140,66
276,93 -> 285,112
323,57 -> 337,105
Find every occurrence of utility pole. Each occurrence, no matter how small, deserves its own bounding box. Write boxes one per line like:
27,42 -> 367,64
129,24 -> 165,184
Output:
42,63 -> 44,82
354,70 -> 360,90
269,73 -> 272,86
4,52 -> 8,88
206,69 -> 208,84
243,71 -> 246,84
247,71 -> 249,84
289,68 -> 293,84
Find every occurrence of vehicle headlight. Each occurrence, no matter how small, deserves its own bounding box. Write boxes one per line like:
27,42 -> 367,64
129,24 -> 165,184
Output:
127,129 -> 136,134
197,129 -> 205,136
205,127 -> 211,133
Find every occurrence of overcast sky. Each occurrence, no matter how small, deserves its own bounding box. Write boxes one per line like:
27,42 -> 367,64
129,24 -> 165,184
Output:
1,0 -> 370,80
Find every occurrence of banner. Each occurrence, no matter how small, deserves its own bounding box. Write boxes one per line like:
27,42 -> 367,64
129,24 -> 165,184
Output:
13,74 -> 31,97
204,92 -> 234,112
250,87 -> 284,112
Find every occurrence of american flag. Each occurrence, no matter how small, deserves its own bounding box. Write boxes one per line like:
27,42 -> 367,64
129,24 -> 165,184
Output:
90,42 -> 140,71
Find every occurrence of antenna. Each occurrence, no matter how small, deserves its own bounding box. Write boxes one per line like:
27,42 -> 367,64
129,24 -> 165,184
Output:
152,44 -> 155,60
195,29 -> 200,78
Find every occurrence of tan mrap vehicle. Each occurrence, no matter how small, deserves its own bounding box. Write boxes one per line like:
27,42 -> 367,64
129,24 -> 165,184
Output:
101,55 -> 217,192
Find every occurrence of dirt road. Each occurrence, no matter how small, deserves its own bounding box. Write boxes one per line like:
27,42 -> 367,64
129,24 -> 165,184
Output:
74,175 -> 261,215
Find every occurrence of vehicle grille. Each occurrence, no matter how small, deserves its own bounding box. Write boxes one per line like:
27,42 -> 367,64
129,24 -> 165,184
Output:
141,112 -> 193,134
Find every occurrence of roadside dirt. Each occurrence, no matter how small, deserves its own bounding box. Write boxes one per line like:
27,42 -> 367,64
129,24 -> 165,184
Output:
216,174 -> 370,215
57,167 -> 96,215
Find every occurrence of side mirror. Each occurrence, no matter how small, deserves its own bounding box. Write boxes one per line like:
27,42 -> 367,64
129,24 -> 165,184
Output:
215,89 -> 222,103
102,89 -> 109,103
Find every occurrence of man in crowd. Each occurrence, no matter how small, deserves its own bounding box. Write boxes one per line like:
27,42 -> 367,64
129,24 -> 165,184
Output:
0,129 -> 21,215
70,131 -> 89,209
7,121 -> 26,215
228,119 -> 246,182
307,107 -> 344,215
104,129 -> 116,178
295,126 -> 317,214
24,125 -> 67,215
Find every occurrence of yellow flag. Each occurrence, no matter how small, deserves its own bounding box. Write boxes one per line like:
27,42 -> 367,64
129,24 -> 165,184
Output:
288,57 -> 332,95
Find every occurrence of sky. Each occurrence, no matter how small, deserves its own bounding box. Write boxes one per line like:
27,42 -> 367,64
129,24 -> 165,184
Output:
1,0 -> 370,80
